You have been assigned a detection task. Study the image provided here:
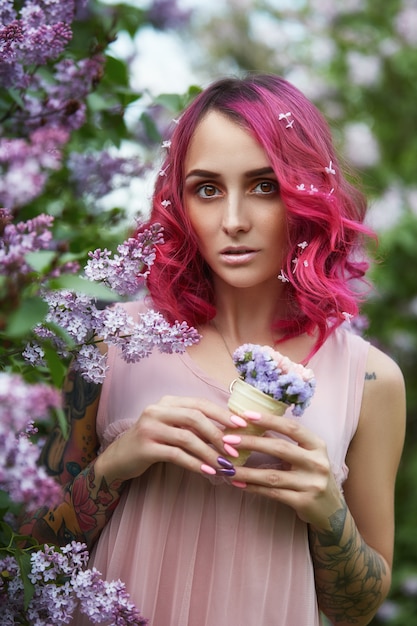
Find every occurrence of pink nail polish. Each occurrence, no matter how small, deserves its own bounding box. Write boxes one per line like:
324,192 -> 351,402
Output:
222,434 -> 242,445
230,414 -> 247,427
201,463 -> 216,475
243,410 -> 262,421
232,480 -> 247,489
224,443 -> 239,458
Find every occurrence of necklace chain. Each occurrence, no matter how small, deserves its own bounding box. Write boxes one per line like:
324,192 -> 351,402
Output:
211,320 -> 235,360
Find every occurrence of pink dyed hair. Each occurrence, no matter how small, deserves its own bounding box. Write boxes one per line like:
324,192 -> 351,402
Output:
138,74 -> 376,353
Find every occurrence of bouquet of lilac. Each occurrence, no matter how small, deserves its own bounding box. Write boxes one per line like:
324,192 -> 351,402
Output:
232,343 -> 316,417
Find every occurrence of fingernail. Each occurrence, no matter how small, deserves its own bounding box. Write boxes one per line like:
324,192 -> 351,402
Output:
224,443 -> 239,458
243,410 -> 262,421
230,414 -> 247,427
232,480 -> 247,489
217,456 -> 234,470
201,463 -> 216,475
216,467 -> 236,477
223,434 -> 242,445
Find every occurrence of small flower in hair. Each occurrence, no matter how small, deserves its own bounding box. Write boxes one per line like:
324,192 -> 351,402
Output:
303,260 -> 309,267
159,164 -> 170,177
296,183 -> 306,191
279,111 -> 294,129
172,118 -> 180,125
308,185 -> 318,194
278,269 -> 289,283
297,241 -> 309,250
162,140 -> 171,149
325,160 -> 336,175
161,199 -> 171,208
342,311 -> 354,323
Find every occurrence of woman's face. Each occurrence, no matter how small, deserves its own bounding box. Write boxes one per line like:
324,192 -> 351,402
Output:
184,111 -> 287,292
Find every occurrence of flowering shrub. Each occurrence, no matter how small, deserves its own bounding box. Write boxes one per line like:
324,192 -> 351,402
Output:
232,344 -> 316,416
0,542 -> 147,625
0,0 -> 194,622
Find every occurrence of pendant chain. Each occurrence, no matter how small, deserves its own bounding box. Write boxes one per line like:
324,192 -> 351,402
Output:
211,320 -> 235,361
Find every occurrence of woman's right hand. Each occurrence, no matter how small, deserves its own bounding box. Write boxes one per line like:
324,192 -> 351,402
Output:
95,395 -> 241,484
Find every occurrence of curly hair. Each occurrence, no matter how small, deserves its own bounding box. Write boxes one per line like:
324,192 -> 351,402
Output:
137,73 -> 375,353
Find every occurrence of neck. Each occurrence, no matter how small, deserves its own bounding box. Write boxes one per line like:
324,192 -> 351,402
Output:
212,283 -> 287,346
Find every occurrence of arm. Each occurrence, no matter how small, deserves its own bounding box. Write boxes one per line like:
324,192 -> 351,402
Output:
228,345 -> 406,626
308,345 -> 405,625
21,368 -> 125,550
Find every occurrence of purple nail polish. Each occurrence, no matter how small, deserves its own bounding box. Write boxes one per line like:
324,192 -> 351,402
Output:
217,456 -> 235,470
216,467 -> 236,477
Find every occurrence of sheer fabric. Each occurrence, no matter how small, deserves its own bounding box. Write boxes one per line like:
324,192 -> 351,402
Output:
77,301 -> 369,626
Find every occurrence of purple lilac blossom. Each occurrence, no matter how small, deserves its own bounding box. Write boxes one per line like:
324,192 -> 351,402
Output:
26,294 -> 201,384
147,0 -> 192,30
68,150 -> 148,200
0,372 -> 62,510
232,343 -> 316,416
0,211 -> 54,274
0,542 -> 147,625
85,223 -> 164,295
0,128 -> 69,208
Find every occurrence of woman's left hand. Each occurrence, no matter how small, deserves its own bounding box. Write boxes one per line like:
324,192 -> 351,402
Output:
231,413 -> 344,529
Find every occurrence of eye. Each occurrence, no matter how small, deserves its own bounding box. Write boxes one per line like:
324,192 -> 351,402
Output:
252,180 -> 279,195
196,184 -> 221,198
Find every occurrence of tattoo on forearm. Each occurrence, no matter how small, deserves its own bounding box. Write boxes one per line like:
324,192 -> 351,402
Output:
309,502 -> 387,623
40,370 -> 101,481
20,460 -> 125,550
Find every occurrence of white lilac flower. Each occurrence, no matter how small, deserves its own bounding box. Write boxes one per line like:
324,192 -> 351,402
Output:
232,344 -> 316,417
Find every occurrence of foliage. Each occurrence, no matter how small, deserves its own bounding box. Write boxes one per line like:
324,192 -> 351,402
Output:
0,0 -> 195,622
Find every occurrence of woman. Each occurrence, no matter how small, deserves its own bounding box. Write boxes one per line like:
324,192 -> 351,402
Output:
24,74 -> 406,625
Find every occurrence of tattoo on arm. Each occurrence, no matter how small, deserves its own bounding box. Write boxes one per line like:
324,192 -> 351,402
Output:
20,459 -> 125,550
365,371 -> 377,380
309,501 -> 387,623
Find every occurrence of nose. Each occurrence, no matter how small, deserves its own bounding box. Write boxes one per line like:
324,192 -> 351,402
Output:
222,191 -> 250,236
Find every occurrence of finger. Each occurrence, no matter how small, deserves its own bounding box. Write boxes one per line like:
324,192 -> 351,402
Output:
158,395 -> 235,428
240,411 -> 324,451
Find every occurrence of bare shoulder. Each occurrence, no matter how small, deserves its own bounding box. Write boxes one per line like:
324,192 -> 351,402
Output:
357,343 -> 406,452
363,343 -> 405,398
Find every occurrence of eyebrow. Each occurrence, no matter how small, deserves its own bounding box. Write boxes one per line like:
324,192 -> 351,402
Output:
185,167 -> 276,180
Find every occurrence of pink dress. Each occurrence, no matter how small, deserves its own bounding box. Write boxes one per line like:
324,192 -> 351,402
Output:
81,302 -> 369,626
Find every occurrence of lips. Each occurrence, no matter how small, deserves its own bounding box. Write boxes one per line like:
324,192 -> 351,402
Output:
220,246 -> 258,255
219,246 -> 260,265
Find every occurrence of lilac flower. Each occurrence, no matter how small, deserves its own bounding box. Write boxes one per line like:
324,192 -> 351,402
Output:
0,128 -> 69,208
0,210 -> 54,275
0,542 -> 148,625
147,0 -> 192,30
0,373 -> 62,510
232,344 -> 316,416
85,223 -> 164,295
68,150 -> 148,200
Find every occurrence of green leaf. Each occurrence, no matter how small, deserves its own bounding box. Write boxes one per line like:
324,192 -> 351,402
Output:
47,274 -> 119,300
15,549 -> 36,609
55,406 -> 69,439
43,343 -> 67,387
154,93 -> 185,112
6,297 -> 49,338
25,250 -> 57,273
